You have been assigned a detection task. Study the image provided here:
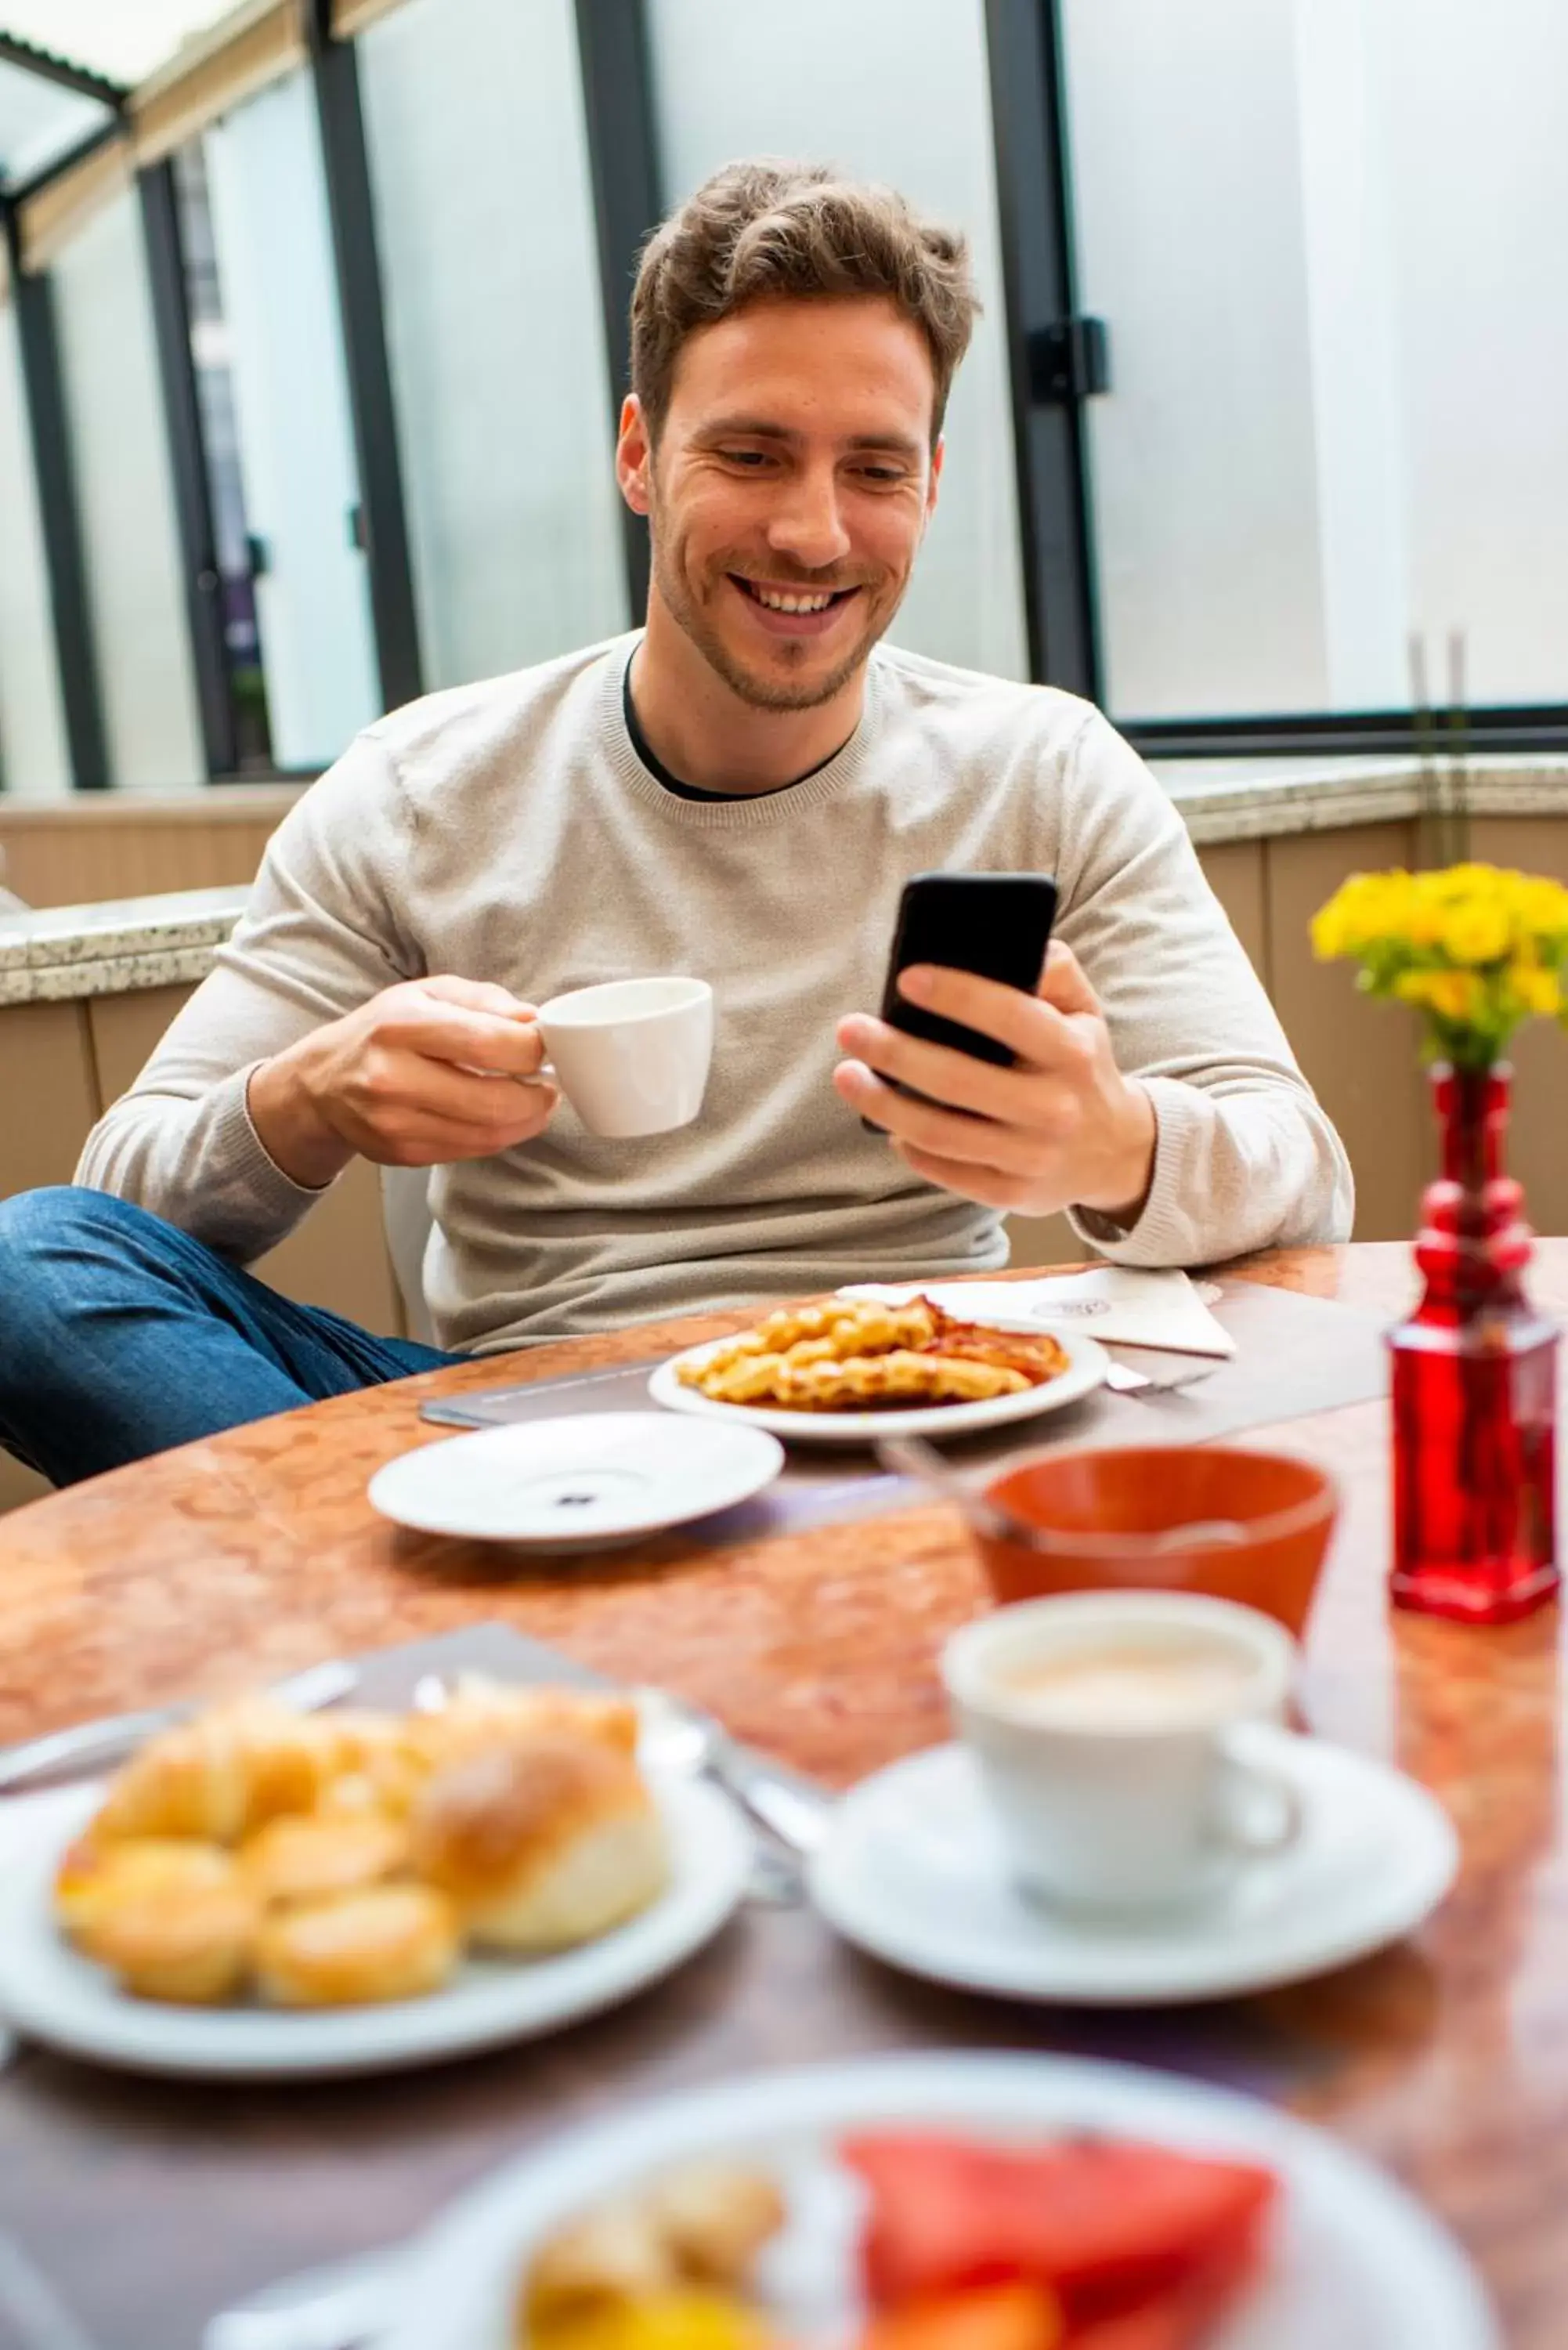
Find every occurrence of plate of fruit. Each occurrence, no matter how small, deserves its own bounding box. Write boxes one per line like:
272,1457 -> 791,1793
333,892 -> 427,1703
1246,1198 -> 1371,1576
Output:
379,2050 -> 1497,2349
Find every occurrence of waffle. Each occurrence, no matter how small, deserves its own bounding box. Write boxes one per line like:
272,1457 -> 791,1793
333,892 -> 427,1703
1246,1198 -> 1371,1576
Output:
678,1296 -> 1071,1413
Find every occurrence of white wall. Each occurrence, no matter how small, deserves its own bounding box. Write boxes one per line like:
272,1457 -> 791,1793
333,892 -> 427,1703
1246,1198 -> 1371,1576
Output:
358,0 -> 630,690
0,302 -> 70,797
647,0 -> 1031,682
52,191 -> 206,789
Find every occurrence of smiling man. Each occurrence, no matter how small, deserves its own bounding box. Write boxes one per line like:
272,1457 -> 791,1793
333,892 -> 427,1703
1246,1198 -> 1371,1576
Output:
0,161 -> 1351,1484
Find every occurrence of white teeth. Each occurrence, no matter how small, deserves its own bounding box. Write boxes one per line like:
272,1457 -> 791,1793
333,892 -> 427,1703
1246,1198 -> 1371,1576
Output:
750,585 -> 835,613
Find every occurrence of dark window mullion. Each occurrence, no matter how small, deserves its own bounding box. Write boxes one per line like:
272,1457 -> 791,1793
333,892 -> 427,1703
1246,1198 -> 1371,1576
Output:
573,0 -> 663,623
137,158 -> 239,780
305,2 -> 424,714
1125,710 -> 1568,761
984,0 -> 1101,700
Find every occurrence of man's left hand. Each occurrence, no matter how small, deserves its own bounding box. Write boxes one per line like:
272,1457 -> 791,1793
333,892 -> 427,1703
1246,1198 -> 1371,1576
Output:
833,941 -> 1157,1225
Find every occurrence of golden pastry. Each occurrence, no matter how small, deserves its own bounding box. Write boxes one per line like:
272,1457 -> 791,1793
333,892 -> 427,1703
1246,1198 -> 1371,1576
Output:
222,1701 -> 349,1828
255,1883 -> 461,2006
53,1835 -> 236,1946
89,1716 -> 254,1846
411,1682 -> 641,1777
239,1811 -> 410,1908
76,1866 -> 258,2005
410,1731 -> 667,1952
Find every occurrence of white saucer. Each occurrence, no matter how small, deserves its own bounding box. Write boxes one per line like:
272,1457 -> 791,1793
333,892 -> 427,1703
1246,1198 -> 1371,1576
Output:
648,1327 -> 1107,1444
0,1773 -> 750,2081
367,1412 -> 784,1548
808,1729 -> 1458,2005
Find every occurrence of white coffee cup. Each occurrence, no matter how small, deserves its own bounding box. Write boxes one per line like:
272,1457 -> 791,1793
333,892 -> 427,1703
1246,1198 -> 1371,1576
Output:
534,976 -> 714,1139
942,1590 -> 1299,1914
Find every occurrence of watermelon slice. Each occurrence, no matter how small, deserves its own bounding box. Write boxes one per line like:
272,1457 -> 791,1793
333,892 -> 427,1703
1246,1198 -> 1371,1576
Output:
838,2133 -> 1277,2326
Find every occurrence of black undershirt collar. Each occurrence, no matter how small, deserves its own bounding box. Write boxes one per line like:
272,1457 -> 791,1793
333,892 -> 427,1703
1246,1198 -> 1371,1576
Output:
622,661 -> 844,801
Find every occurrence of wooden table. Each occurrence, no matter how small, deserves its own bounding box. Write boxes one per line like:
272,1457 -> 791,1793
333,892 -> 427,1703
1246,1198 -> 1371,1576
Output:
0,1241 -> 1563,2349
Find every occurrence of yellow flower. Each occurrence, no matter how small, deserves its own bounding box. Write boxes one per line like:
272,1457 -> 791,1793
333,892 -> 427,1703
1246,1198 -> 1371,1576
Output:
1514,966 -> 1562,1017
1395,969 -> 1480,1022
1442,901 -> 1512,965
1516,877 -> 1568,942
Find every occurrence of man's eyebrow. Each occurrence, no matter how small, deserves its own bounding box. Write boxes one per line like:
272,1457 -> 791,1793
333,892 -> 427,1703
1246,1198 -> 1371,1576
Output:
695,415 -> 924,459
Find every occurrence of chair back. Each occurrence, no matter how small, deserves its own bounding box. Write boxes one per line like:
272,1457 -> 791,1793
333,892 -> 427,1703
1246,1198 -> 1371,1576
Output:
379,1166 -> 437,1345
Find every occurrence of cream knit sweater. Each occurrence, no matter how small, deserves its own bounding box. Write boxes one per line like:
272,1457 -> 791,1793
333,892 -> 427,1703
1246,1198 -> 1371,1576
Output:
76,635 -> 1352,1351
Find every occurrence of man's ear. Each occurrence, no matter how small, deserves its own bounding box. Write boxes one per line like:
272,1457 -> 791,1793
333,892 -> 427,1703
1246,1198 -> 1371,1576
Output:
617,394 -> 653,515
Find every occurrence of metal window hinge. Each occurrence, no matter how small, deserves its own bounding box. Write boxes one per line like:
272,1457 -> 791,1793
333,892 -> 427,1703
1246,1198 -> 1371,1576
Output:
1026,315 -> 1111,403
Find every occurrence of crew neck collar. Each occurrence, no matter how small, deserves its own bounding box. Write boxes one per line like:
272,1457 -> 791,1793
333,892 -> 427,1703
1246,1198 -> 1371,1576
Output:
600,635 -> 880,830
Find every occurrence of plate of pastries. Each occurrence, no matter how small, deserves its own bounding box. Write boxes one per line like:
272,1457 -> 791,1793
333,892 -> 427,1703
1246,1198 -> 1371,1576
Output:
0,1679 -> 751,2080
377,2052 -> 1497,2350
649,1295 -> 1107,1444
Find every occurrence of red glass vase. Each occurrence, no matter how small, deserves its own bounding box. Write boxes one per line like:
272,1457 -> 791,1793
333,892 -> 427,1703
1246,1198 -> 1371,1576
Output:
1388,1062 -> 1559,1622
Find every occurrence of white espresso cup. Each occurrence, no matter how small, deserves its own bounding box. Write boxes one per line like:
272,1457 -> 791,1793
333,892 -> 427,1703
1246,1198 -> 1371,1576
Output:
942,1590 -> 1299,1914
534,976 -> 714,1140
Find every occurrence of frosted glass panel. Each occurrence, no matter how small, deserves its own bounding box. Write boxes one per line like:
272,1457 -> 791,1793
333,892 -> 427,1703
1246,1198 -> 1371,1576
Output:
1061,0 -> 1568,718
204,72 -> 380,767
1367,0 -> 1568,707
359,0 -> 628,688
647,0 -> 1029,682
52,192 -> 205,790
0,302 -> 70,797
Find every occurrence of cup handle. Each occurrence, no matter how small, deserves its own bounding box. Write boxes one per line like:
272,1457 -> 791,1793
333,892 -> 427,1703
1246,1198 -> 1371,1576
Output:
1212,1735 -> 1302,1863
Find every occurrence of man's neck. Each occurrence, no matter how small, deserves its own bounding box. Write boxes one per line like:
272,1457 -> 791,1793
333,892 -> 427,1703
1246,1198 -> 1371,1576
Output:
629,601 -> 866,795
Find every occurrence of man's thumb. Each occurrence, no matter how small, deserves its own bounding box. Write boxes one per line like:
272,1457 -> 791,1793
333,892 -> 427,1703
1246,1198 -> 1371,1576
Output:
1036,938 -> 1100,1015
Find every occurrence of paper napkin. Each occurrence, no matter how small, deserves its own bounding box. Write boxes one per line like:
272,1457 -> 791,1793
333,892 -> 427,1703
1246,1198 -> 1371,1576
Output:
837,1266 -> 1237,1358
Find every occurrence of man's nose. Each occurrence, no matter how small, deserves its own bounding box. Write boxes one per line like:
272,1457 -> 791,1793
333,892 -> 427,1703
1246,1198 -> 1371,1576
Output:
765,467 -> 852,570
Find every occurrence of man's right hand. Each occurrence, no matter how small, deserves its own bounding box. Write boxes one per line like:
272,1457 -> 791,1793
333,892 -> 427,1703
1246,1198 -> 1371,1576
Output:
246,975 -> 559,1189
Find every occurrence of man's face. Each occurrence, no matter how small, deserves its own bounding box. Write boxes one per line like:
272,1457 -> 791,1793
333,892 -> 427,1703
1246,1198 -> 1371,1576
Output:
620,295 -> 942,711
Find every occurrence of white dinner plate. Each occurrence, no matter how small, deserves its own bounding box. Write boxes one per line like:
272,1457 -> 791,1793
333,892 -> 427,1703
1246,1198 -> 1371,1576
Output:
808,1730 -> 1458,2005
367,1412 -> 784,1548
379,2050 -> 1497,2350
0,1772 -> 750,2081
648,1327 -> 1107,1444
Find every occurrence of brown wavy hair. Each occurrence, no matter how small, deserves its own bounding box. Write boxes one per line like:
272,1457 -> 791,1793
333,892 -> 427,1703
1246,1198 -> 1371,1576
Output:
630,160 -> 980,446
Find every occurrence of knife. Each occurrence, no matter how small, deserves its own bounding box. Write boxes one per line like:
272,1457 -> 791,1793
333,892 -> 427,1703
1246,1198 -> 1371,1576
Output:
0,1660 -> 359,1796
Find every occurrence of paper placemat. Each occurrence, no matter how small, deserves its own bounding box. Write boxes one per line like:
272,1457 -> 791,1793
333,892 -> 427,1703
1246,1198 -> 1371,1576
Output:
418,1281 -> 1389,1547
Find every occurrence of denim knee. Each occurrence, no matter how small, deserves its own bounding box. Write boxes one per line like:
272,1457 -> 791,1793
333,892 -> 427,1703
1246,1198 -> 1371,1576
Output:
0,1186 -> 151,1350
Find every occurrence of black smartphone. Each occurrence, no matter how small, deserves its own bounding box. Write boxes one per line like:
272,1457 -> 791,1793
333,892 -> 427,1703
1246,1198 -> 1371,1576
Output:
863,870 -> 1058,1124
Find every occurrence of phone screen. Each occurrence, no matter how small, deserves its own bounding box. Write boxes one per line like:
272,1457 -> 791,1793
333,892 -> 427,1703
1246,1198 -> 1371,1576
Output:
880,872 -> 1058,1068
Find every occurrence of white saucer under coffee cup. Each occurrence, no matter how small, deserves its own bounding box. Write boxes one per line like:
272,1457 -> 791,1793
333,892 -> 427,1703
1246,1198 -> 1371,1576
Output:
942,1591 -> 1299,1914
535,977 -> 714,1139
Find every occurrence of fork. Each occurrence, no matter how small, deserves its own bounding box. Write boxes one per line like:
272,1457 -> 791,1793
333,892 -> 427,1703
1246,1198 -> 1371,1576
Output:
1104,1356 -> 1217,1397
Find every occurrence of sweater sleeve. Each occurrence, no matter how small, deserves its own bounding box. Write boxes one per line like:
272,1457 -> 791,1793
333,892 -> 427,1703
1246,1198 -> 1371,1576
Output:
74,732 -> 423,1263
1050,714 -> 1353,1267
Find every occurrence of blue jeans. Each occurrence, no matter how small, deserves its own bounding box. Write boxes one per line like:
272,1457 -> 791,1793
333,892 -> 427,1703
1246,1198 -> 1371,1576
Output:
0,1187 -> 458,1488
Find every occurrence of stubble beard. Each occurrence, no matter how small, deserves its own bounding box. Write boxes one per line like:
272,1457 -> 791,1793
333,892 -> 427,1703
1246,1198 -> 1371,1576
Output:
649,518 -> 895,714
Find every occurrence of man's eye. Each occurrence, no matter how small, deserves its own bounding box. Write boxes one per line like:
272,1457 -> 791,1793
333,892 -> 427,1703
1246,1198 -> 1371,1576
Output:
721,450 -> 771,468
856,465 -> 909,486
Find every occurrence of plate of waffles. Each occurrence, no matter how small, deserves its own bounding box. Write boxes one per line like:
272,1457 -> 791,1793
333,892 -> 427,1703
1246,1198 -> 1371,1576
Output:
648,1293 -> 1108,1444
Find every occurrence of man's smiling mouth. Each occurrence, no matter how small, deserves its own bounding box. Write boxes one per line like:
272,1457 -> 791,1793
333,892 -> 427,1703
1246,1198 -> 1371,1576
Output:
732,577 -> 859,616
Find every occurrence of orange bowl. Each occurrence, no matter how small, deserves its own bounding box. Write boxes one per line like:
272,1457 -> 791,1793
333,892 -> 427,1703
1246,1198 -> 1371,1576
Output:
973,1444 -> 1338,1639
